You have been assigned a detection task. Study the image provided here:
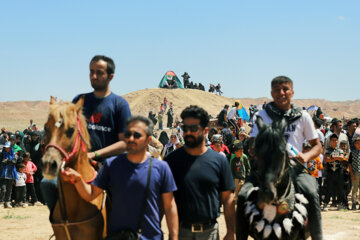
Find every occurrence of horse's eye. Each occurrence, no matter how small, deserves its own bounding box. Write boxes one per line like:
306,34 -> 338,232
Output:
66,127 -> 75,138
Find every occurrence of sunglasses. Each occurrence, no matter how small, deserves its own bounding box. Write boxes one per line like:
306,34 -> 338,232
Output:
181,124 -> 201,133
124,131 -> 142,139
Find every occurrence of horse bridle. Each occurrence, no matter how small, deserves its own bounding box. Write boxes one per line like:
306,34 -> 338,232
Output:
46,115 -> 100,240
45,115 -> 88,172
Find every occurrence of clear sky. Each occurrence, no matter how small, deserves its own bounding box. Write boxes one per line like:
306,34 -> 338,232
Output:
1,0 -> 359,102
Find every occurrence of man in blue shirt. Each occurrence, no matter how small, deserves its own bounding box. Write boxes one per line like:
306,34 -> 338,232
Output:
62,116 -> 178,239
41,55 -> 131,211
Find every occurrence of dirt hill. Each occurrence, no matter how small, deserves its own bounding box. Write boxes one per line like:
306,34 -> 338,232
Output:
1,88 -> 359,132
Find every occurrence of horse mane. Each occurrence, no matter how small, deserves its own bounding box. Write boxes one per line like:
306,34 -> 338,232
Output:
48,100 -> 91,151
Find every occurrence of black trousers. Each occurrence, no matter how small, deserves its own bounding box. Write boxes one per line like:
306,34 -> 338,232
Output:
0,178 -> 13,202
15,186 -> 26,203
228,119 -> 239,137
26,182 -> 38,203
324,170 -> 345,205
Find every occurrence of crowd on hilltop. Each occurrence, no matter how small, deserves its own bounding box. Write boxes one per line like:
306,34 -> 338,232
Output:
0,120 -> 45,208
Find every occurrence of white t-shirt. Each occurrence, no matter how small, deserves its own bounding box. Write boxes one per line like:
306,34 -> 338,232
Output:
16,172 -> 27,187
316,129 -> 325,144
250,109 -> 318,152
227,107 -> 237,120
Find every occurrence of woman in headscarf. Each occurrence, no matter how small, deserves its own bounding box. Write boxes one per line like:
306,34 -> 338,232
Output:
161,132 -> 179,159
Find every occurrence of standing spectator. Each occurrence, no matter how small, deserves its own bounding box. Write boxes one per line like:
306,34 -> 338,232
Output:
15,163 -> 27,207
158,111 -> 164,130
227,102 -> 240,137
25,130 -> 44,204
148,110 -> 157,126
0,141 -> 17,208
347,119 -> 358,151
324,119 -> 350,154
165,105 -> 235,240
62,116 -> 179,239
217,105 -> 229,127
23,152 -> 42,206
221,122 -> 235,149
162,133 -> 179,159
167,107 -> 174,129
323,134 -> 346,210
164,97 -> 168,112
230,142 -> 250,202
349,136 -> 360,210
304,143 -> 323,205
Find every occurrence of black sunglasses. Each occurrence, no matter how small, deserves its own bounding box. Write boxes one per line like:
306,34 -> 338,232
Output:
181,124 -> 201,133
124,131 -> 142,139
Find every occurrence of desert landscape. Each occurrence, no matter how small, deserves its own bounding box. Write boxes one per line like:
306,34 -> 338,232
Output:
1,88 -> 359,132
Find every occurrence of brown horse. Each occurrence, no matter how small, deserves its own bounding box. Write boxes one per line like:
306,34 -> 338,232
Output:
42,96 -> 107,240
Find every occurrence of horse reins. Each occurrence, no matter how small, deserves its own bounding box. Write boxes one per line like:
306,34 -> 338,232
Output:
46,115 -> 99,240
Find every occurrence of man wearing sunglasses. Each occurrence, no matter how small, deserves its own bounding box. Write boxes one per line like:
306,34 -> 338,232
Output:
165,105 -> 235,240
62,116 -> 178,240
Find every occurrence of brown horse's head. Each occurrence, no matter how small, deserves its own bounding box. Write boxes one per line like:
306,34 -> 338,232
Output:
42,96 -> 90,179
254,116 -> 288,206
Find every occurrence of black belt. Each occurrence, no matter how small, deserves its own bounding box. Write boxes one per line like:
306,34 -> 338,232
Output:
180,220 -> 217,232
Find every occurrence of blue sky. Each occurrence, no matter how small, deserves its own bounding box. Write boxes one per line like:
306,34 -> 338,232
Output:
1,0 -> 359,102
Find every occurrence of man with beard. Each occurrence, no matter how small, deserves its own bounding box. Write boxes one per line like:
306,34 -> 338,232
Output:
41,55 -> 131,211
62,116 -> 178,239
165,105 -> 235,240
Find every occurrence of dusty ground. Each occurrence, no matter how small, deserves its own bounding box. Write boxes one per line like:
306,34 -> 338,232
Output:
0,205 -> 359,240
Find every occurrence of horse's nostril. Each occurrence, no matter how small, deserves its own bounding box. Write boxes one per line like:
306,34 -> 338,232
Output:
51,161 -> 58,170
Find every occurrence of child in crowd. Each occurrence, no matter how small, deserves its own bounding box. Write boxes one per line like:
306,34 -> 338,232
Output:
340,140 -> 351,208
15,163 -> 27,207
23,152 -> 42,206
212,137 -> 227,158
349,136 -> 360,210
230,142 -> 250,202
0,141 -> 17,208
157,111 -> 163,130
323,134 -> 346,211
163,97 -> 168,112
304,143 -> 323,205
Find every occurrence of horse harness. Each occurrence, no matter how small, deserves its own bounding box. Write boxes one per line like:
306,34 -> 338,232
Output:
46,115 -> 105,240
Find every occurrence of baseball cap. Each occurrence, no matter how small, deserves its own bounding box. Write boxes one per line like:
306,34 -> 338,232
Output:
4,141 -> 11,148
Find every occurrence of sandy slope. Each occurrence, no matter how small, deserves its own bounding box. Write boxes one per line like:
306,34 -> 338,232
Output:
1,88 -> 359,132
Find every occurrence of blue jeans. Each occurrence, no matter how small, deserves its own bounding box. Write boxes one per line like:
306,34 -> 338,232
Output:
40,177 -> 58,211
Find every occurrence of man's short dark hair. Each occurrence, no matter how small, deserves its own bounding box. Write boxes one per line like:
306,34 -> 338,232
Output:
224,104 -> 229,109
271,76 -> 293,88
330,133 -> 338,140
126,116 -> 154,137
234,142 -> 244,151
90,55 -> 115,75
313,117 -> 323,128
234,102 -> 239,107
181,105 -> 209,128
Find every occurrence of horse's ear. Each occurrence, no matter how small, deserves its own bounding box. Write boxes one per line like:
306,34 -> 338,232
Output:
50,96 -> 57,105
75,95 -> 85,113
256,116 -> 265,130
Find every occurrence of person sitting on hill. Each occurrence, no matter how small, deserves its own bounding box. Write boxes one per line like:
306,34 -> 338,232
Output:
215,83 -> 223,96
198,83 -> 205,91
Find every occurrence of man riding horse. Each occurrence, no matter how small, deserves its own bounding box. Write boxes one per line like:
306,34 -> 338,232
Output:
237,76 -> 322,240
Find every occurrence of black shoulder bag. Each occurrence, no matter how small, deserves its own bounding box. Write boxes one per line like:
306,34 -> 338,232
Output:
106,158 -> 153,240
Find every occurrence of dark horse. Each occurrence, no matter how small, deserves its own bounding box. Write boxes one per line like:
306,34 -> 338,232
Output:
236,117 -> 310,240
42,96 -> 108,240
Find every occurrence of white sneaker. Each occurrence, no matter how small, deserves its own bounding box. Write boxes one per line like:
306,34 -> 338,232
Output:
4,202 -> 13,208
34,201 -> 43,206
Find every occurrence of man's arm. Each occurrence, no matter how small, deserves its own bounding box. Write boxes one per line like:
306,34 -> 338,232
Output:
221,190 -> 235,240
297,138 -> 322,163
162,192 -> 178,240
62,167 -> 103,202
88,133 -> 127,160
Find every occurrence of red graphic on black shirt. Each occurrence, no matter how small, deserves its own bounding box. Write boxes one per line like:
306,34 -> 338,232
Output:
89,113 -> 102,123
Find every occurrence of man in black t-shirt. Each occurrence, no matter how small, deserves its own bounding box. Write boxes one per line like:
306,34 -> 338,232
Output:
217,105 -> 229,127
165,105 -> 235,240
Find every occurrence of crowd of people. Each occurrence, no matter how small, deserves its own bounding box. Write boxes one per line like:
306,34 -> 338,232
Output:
1,55 -> 360,240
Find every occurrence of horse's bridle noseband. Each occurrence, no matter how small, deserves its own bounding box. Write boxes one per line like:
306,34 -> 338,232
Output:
45,115 -> 87,171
